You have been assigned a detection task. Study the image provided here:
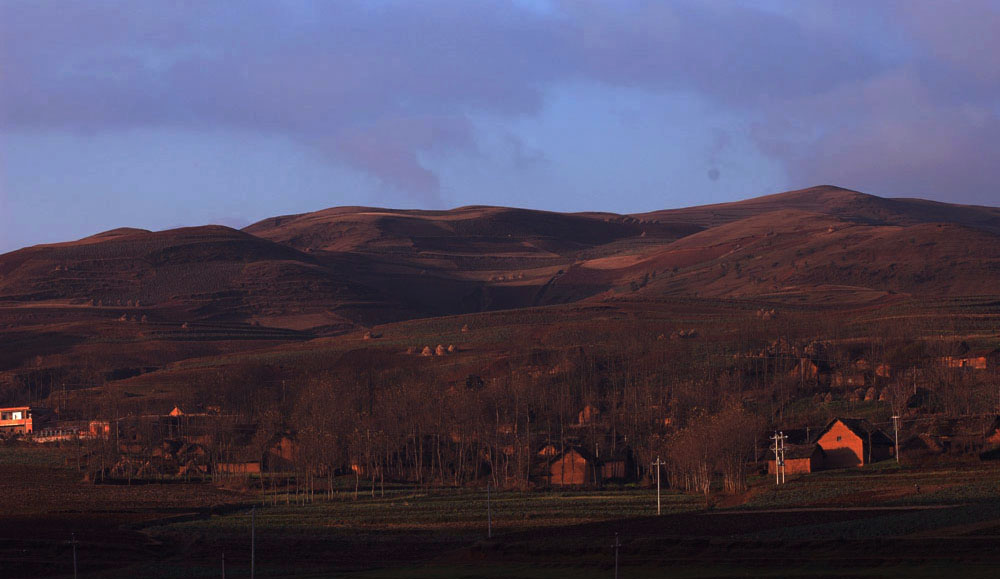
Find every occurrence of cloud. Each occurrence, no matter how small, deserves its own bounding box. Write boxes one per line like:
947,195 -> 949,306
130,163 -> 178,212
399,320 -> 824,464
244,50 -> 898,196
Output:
746,1 -> 1000,204
325,115 -> 474,204
1,1 -> 998,204
705,128 -> 731,181
0,1 -> 556,195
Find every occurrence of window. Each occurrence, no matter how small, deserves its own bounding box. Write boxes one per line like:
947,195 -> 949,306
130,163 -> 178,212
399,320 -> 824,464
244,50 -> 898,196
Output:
836,436 -> 842,441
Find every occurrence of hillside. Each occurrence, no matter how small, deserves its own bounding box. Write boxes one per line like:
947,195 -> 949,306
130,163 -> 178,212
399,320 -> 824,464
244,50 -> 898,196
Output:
0,225 -> 404,329
1,185 -> 999,406
636,185 -> 1000,234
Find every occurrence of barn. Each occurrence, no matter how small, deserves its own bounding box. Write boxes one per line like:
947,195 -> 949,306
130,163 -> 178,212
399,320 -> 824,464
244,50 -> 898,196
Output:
815,418 -> 893,468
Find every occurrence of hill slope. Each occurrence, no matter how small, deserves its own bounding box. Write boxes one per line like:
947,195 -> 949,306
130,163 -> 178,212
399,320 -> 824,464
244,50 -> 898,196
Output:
2,185 -> 998,402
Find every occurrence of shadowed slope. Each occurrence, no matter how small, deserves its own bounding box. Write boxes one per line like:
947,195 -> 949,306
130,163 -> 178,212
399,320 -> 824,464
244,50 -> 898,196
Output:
0,225 -> 402,330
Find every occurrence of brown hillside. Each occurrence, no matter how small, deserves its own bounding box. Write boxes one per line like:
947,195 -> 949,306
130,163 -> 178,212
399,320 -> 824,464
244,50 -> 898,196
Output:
618,210 -> 1000,303
636,185 -> 1000,234
0,225 -> 404,330
2,185 -> 998,405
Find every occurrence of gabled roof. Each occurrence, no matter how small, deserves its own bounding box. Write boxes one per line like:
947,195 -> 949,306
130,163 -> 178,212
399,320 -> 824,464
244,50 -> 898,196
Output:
545,445 -> 597,465
819,417 -> 894,446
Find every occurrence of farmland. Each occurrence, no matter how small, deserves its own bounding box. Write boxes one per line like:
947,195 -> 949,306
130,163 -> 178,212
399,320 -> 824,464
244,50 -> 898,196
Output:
5,444 -> 1000,578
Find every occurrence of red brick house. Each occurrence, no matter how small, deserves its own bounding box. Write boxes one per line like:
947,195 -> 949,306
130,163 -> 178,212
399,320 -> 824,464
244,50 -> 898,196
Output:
544,446 -> 597,486
768,444 -> 824,475
815,418 -> 893,468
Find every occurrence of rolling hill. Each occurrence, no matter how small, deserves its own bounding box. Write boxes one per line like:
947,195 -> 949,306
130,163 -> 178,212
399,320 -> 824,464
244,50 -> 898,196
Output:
1,185 -> 998,405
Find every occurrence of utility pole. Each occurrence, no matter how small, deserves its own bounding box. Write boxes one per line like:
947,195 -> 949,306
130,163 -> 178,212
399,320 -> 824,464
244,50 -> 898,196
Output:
487,482 -> 492,539
892,415 -> 900,463
68,533 -> 78,579
221,551 -> 225,579
651,456 -> 666,515
251,506 -> 256,579
613,532 -> 621,579
780,432 -> 787,484
770,432 -> 788,485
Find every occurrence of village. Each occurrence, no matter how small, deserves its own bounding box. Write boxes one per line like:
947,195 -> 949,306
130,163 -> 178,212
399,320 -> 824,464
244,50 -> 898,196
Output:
3,338 -> 999,493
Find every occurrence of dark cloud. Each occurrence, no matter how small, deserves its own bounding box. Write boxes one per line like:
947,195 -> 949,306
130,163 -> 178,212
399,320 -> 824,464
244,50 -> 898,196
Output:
1,1 -> 998,203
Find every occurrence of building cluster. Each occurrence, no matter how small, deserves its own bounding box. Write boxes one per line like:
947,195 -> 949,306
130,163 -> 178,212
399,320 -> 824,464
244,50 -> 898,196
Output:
749,340 -> 999,387
768,416 -> 1000,475
767,418 -> 894,475
6,400 -> 1000,487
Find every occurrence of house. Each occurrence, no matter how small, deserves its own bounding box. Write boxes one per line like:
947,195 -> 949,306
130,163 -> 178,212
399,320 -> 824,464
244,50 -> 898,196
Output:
577,405 -> 600,426
988,417 -> 1000,446
215,461 -> 261,475
544,446 -> 597,486
537,443 -> 559,457
939,348 -> 1000,371
768,444 -> 824,475
0,406 -> 55,435
598,447 -> 635,482
265,434 -> 298,472
832,372 -> 867,388
788,358 -> 820,383
815,418 -> 894,468
908,416 -> 1000,457
89,420 -> 112,437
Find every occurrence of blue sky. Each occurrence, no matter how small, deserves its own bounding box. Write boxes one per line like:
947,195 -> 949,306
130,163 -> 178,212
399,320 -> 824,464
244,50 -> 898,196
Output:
2,1 -> 999,252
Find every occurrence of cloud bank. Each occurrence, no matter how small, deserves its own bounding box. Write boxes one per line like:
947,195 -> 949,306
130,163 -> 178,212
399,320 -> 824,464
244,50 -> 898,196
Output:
2,0 -> 998,205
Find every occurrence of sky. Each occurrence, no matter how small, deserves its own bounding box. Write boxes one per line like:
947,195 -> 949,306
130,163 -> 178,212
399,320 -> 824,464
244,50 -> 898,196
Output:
2,0 -> 999,253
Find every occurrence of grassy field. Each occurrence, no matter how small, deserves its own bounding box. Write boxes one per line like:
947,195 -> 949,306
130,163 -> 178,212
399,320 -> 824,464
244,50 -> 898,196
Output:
142,461 -> 1000,578
5,444 -> 1000,578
